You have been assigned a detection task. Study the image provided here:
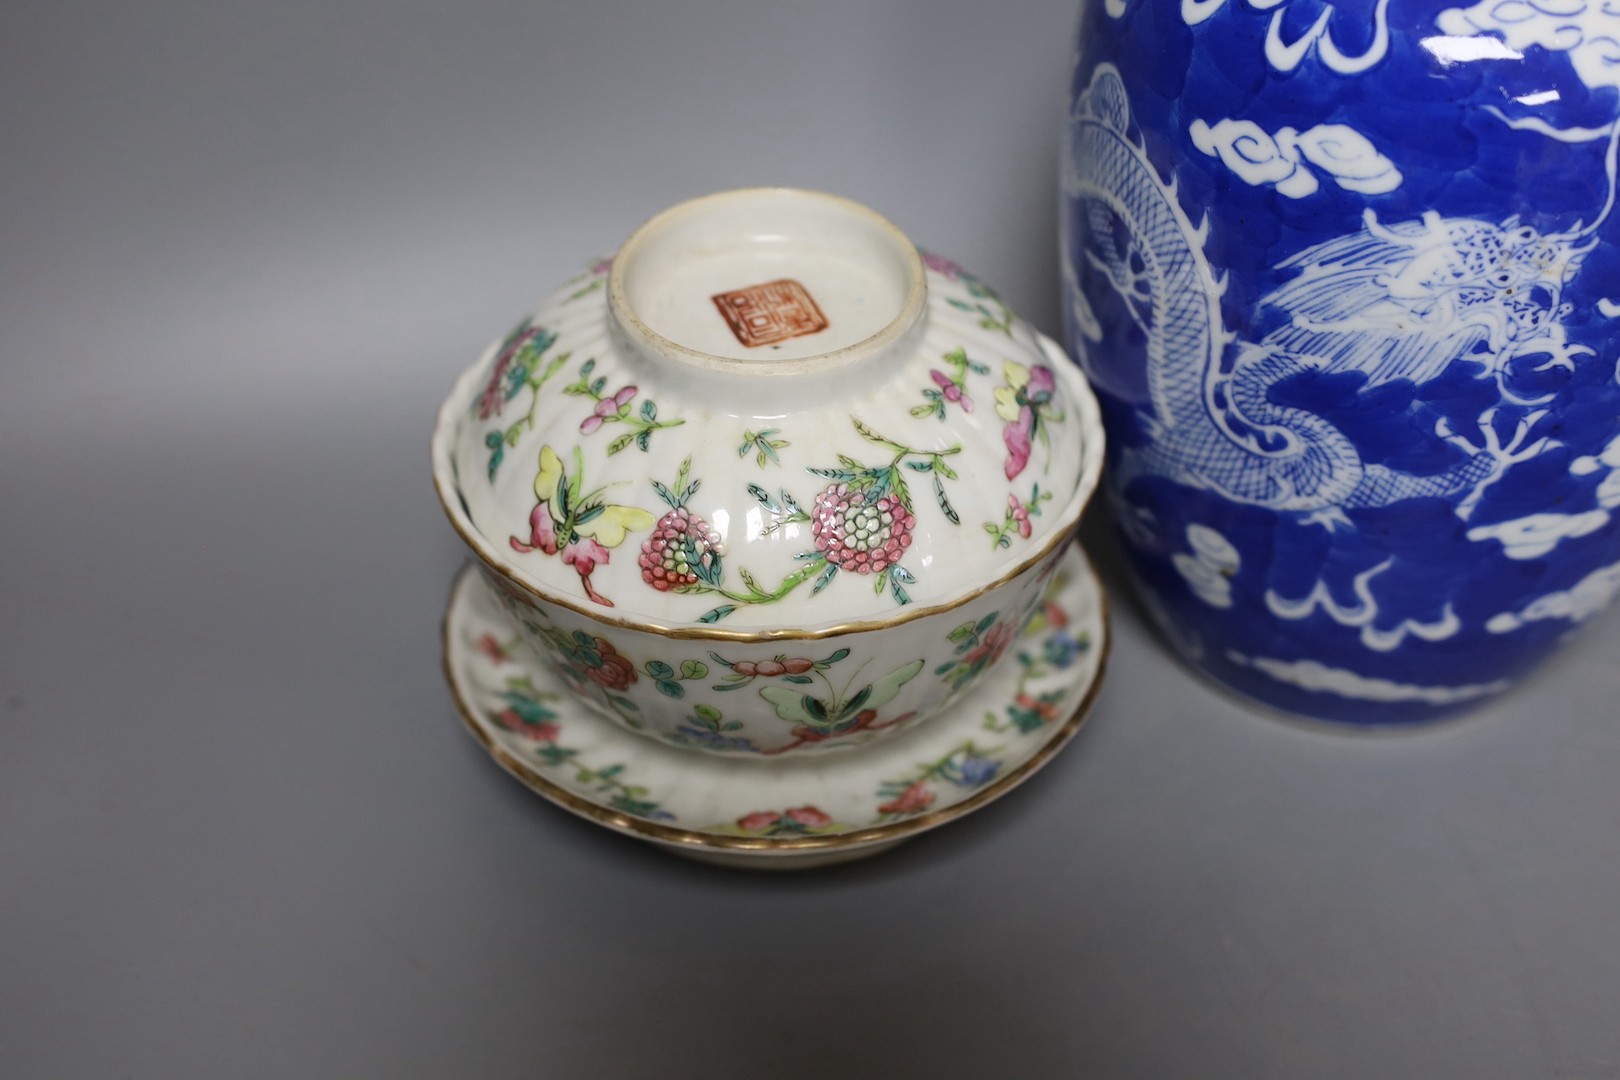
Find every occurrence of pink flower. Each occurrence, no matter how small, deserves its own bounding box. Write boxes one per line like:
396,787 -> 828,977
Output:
1010,494 -> 1032,538
579,386 -> 637,434
1003,412 -> 1033,480
921,251 -> 962,279
475,634 -> 508,664
929,369 -> 974,412
1042,600 -> 1069,630
592,257 -> 614,276
477,330 -> 531,420
964,621 -> 1015,670
1026,365 -> 1056,402
493,709 -> 559,743
878,781 -> 936,816
810,483 -> 916,574
786,806 -> 831,828
562,537 -> 614,606
510,501 -> 560,556
738,810 -> 781,832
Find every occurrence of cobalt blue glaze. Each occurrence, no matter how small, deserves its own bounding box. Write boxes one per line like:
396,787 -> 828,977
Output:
1062,0 -> 1620,722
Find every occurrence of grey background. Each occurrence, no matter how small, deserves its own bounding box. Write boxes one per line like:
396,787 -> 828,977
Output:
3,1 -> 1619,1077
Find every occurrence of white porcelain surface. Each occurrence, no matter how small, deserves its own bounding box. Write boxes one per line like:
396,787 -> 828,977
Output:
442,544 -> 1108,867
431,188 -> 1105,755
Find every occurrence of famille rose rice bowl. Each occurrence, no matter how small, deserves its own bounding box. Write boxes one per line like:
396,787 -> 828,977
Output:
432,188 -> 1104,758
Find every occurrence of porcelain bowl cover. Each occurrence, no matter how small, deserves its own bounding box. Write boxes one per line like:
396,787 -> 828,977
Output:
433,188 -> 1103,755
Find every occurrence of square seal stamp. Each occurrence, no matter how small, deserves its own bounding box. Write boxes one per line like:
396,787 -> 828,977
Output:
711,279 -> 829,348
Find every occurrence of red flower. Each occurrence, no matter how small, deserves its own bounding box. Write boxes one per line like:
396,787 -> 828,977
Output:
879,781 -> 936,816
476,634 -> 509,664
493,709 -> 559,743
582,638 -> 637,692
738,810 -> 781,832
786,806 -> 831,827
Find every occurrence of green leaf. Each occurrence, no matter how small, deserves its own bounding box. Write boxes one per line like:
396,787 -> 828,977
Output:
641,399 -> 656,420
905,459 -> 934,472
699,605 -> 736,624
811,562 -> 839,595
934,474 -> 960,524
824,648 -> 851,663
636,430 -> 651,452
646,660 -> 675,679
694,704 -> 722,722
807,467 -> 861,483
873,570 -> 888,595
680,659 -> 709,680
655,679 -> 684,698
783,674 -> 813,684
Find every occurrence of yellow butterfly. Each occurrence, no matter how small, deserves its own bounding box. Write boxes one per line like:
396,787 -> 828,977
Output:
515,445 -> 654,606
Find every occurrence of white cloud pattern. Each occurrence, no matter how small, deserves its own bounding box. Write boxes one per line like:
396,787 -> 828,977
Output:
1228,652 -> 1511,703
1173,524 -> 1241,608
1191,118 -> 1403,198
1486,558 -> 1620,633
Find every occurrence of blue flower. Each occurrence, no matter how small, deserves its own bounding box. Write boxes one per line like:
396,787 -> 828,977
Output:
1043,632 -> 1084,669
673,724 -> 757,753
958,755 -> 1001,786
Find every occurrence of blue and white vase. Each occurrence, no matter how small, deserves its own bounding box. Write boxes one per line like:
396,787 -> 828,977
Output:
1062,0 -> 1620,723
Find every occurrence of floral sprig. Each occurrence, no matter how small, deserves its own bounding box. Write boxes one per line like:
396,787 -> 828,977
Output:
637,421 -> 962,623
486,674 -> 671,819
705,646 -> 851,691
934,265 -> 1014,335
672,703 -> 759,753
641,657 -> 710,698
479,319 -> 572,480
563,358 -> 684,453
984,484 -> 1054,548
911,347 -> 989,420
728,806 -> 840,836
875,739 -> 1004,819
935,611 -> 1015,693
983,598 -> 1090,735
738,428 -> 790,467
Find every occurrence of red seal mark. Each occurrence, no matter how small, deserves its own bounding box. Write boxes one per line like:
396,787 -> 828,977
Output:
711,279 -> 829,348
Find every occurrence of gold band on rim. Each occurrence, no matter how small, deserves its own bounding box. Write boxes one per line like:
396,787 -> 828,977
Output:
440,555 -> 1111,855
